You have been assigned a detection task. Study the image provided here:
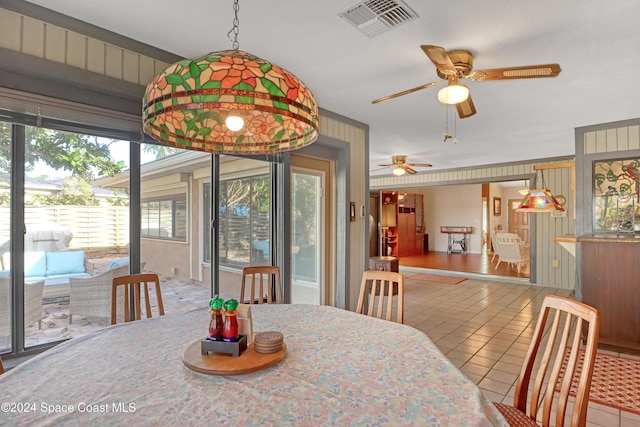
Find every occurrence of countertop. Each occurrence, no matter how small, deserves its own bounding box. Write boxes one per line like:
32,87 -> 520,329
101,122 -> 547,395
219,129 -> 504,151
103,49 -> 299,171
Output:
577,234 -> 640,243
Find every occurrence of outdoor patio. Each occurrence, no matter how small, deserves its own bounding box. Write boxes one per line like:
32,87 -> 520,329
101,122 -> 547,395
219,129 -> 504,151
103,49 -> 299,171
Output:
25,258 -> 231,347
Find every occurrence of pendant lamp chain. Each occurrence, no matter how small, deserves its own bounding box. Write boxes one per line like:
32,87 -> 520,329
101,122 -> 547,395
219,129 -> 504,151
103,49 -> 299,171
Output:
227,0 -> 241,50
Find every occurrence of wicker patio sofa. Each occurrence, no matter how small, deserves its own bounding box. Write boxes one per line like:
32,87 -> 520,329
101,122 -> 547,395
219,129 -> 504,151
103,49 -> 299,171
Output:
68,261 -> 146,323
0,277 -> 45,342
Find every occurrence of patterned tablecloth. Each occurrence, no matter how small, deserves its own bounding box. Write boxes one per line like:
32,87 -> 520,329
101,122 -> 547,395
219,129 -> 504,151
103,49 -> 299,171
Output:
0,304 -> 507,426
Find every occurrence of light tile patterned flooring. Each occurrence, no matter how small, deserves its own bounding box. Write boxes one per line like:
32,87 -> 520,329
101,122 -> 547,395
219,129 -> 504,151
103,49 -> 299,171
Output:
25,269 -> 640,426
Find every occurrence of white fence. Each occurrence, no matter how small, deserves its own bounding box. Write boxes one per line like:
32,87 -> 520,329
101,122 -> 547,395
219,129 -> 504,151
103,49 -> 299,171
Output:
0,206 -> 129,255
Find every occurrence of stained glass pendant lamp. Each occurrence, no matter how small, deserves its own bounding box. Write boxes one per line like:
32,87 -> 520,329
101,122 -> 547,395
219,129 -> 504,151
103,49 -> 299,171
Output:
515,170 -> 564,212
142,0 -> 319,155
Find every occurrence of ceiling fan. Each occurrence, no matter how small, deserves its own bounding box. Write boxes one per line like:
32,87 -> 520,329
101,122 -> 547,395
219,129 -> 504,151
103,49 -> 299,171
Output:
375,155 -> 432,175
372,45 -> 561,118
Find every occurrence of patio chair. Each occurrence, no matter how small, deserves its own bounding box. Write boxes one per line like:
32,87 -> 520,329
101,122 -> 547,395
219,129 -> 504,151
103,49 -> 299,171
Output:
68,262 -> 145,323
0,277 -> 44,334
111,273 -> 164,324
493,295 -> 600,427
356,270 -> 404,324
240,266 -> 283,304
493,233 -> 528,274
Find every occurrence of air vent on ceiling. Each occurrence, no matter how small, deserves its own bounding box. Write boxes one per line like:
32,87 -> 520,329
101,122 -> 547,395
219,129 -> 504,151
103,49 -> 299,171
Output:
339,0 -> 418,38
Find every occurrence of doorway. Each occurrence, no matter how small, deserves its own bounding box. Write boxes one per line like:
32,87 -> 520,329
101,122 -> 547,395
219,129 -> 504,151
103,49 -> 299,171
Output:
375,180 -> 531,279
290,155 -> 333,305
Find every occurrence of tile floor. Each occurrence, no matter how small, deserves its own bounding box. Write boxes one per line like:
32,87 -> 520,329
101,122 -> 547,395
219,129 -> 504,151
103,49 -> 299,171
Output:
20,268 -> 640,426
401,271 -> 640,427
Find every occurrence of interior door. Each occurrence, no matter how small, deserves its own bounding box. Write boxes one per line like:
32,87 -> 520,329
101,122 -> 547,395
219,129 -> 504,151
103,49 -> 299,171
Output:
508,198 -> 530,245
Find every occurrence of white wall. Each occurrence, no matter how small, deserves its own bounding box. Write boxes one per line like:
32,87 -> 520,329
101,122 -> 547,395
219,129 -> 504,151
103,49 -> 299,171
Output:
411,184 -> 483,253
489,183 -> 505,234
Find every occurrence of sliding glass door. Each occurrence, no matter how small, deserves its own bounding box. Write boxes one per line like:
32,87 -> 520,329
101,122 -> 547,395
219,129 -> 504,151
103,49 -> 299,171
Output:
0,122 -> 11,353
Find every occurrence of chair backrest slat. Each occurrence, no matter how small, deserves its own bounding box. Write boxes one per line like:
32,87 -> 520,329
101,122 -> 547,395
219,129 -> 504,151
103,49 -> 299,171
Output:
240,266 -> 282,304
356,271 -> 404,324
111,273 -> 165,324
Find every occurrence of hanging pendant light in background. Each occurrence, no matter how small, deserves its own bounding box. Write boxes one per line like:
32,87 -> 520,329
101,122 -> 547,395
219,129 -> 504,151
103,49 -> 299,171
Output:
515,170 -> 564,212
518,179 -> 530,195
142,0 -> 319,155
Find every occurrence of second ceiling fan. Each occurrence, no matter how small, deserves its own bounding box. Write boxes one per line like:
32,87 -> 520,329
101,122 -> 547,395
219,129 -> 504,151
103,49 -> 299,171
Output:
376,155 -> 432,175
372,45 -> 561,118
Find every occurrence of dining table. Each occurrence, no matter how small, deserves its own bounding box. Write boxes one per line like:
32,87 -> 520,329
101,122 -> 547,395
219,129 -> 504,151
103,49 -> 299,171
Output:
0,304 -> 507,426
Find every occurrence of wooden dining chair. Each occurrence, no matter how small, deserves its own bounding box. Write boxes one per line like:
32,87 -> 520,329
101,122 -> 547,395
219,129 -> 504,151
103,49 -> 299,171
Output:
240,266 -> 283,304
0,355 -> 4,375
493,295 -> 600,427
111,273 -> 165,324
356,270 -> 404,324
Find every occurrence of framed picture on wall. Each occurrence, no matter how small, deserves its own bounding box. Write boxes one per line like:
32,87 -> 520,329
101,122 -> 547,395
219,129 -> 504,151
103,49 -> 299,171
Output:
493,197 -> 502,216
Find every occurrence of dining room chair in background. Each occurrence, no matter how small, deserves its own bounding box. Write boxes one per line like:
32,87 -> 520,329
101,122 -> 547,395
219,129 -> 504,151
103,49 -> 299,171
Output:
240,266 -> 283,304
111,273 -> 165,324
356,270 -> 404,324
493,232 -> 528,273
0,355 -> 4,375
493,294 -> 600,427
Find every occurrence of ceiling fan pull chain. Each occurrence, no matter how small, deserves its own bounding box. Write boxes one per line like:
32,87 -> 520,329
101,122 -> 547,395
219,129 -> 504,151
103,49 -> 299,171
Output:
443,104 -> 452,142
453,111 -> 458,144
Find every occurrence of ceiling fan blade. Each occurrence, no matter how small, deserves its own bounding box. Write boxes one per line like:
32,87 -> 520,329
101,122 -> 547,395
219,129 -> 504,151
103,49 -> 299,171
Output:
404,166 -> 418,174
405,163 -> 433,168
371,166 -> 392,172
376,163 -> 395,167
456,95 -> 476,119
420,45 -> 457,77
468,64 -> 561,81
371,81 -> 442,104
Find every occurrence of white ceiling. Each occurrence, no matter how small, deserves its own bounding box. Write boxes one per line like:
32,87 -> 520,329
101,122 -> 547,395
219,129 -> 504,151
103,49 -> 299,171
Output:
25,0 -> 640,176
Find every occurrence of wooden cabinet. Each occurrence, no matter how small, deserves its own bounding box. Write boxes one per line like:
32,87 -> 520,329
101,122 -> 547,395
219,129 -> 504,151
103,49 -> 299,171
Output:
579,236 -> 640,353
379,190 -> 424,257
397,213 -> 416,256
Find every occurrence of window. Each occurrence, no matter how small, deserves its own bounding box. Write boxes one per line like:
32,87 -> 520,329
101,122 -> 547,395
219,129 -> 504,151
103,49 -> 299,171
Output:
141,196 -> 187,241
202,163 -> 270,267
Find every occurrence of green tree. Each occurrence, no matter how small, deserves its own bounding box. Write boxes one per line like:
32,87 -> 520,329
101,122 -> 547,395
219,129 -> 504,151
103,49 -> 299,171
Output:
0,122 -> 125,180
142,143 -> 181,160
29,176 -> 99,206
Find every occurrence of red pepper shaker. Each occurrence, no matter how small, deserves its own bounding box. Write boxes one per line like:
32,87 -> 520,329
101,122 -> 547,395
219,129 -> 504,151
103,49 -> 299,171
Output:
208,296 -> 225,341
223,299 -> 239,342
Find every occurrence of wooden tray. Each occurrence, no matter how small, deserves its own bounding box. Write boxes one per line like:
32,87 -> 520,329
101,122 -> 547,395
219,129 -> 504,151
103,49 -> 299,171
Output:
182,341 -> 287,376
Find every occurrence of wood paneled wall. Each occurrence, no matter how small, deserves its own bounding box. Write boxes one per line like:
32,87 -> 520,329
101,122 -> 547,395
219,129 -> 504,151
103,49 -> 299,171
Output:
0,7 -> 169,87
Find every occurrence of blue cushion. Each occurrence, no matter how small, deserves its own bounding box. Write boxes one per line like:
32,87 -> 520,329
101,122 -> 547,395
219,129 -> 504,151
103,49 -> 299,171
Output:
24,252 -> 47,277
46,272 -> 91,280
108,259 -> 129,270
45,251 -> 86,276
251,240 -> 269,260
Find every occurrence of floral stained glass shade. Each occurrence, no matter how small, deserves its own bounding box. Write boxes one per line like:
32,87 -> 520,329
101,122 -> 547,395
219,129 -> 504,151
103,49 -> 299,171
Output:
143,50 -> 319,154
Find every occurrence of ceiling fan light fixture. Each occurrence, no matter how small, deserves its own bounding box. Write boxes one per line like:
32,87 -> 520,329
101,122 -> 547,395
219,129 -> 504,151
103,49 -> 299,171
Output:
393,167 -> 406,176
437,82 -> 469,105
